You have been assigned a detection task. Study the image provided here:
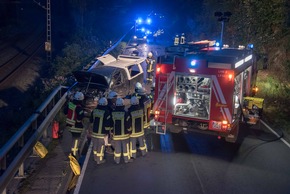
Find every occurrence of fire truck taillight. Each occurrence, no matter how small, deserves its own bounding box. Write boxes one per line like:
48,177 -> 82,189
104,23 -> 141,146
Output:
253,86 -> 258,93
154,110 -> 160,119
222,120 -> 228,130
156,67 -> 161,74
228,74 -> 233,81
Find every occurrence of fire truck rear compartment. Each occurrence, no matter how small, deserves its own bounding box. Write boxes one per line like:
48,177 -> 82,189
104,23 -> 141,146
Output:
174,74 -> 211,120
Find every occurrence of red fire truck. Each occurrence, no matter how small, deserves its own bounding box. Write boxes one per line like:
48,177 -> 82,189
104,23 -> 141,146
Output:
152,41 -> 264,143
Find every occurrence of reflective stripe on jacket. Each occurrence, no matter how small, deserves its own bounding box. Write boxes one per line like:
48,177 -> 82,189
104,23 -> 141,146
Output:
128,106 -> 144,138
90,106 -> 112,138
112,110 -> 131,140
66,102 -> 76,126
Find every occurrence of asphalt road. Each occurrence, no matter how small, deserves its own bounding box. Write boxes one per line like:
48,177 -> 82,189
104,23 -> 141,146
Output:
74,122 -> 290,194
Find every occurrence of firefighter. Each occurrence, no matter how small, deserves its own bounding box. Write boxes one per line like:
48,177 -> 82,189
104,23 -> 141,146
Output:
133,82 -> 149,107
133,82 -> 152,128
107,90 -> 118,111
111,98 -> 133,164
90,97 -> 112,164
145,51 -> 155,84
180,33 -> 185,44
174,34 -> 179,45
105,90 -> 118,154
128,96 -> 147,159
64,91 -> 85,158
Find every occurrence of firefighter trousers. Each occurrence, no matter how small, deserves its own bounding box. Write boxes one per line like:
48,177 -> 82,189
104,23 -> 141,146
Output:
130,135 -> 147,159
92,137 -> 106,164
114,138 -> 130,164
70,132 -> 82,158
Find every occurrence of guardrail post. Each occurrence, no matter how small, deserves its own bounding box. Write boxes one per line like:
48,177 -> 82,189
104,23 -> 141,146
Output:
18,163 -> 25,178
0,156 -> 7,172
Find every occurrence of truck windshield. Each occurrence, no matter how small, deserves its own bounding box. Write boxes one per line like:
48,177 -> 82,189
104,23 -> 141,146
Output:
174,74 -> 211,120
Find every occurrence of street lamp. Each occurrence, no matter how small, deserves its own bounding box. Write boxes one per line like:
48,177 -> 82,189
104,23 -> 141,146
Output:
214,11 -> 232,48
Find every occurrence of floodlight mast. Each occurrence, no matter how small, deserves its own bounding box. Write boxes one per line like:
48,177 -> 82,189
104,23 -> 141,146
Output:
33,0 -> 51,64
214,11 -> 232,48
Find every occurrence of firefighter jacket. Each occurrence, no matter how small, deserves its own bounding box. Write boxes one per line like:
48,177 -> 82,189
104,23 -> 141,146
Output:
128,105 -> 145,138
64,101 -> 84,134
145,57 -> 155,73
132,92 -> 151,128
90,105 -> 112,139
111,106 -> 131,140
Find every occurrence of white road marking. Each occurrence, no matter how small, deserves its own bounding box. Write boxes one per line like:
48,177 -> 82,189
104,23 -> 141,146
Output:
261,120 -> 290,148
73,141 -> 93,194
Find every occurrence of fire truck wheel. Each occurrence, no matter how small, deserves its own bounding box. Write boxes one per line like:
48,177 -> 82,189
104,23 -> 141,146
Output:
225,124 -> 240,143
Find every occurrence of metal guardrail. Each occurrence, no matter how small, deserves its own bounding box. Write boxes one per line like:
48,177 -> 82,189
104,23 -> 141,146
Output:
0,27 -> 134,194
0,86 -> 68,194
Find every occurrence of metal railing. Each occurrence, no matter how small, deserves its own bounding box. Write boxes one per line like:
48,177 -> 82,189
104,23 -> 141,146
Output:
0,86 -> 68,194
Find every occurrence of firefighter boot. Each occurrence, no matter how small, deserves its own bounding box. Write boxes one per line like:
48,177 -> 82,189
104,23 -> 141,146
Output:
105,146 -> 114,154
97,159 -> 106,165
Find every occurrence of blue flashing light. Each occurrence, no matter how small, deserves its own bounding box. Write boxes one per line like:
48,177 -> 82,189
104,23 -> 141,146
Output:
215,42 -> 220,47
248,44 -> 254,49
190,60 -> 197,67
147,18 -> 152,24
141,27 -> 145,32
136,18 -> 142,24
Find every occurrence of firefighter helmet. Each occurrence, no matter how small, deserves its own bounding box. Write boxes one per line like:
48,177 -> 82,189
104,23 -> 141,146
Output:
98,97 -> 108,106
116,98 -> 124,106
74,92 -> 84,101
108,91 -> 118,99
135,82 -> 142,90
130,96 -> 139,105
147,52 -> 153,58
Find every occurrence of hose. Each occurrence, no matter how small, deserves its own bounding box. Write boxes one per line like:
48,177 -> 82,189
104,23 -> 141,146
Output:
239,98 -> 283,142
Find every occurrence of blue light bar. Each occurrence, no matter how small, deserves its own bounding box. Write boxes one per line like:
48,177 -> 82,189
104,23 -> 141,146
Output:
190,60 -> 197,67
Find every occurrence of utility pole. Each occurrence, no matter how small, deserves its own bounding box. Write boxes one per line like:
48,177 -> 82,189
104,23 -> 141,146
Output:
214,11 -> 232,48
45,0 -> 51,63
33,0 -> 51,64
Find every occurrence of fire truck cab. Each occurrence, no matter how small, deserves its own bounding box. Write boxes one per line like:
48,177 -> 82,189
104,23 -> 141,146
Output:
152,42 -> 264,143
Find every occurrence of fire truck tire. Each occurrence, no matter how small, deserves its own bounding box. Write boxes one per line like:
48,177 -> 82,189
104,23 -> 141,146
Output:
225,123 -> 240,143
